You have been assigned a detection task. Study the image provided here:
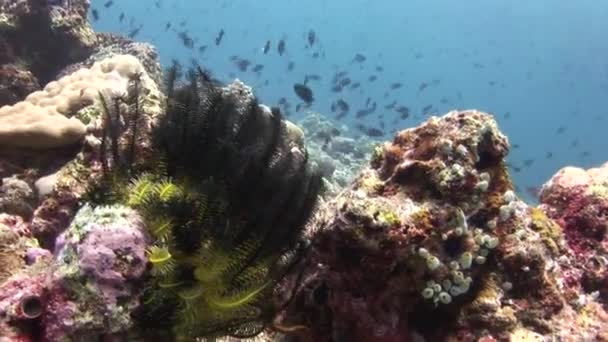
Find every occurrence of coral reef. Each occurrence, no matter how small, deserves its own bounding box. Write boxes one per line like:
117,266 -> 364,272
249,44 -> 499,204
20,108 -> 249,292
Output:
296,113 -> 375,196
0,204 -> 148,341
0,0 -> 97,106
58,33 -> 163,87
539,163 -> 608,304
278,110 -> 608,341
0,54 -> 162,150
1,3 -> 608,340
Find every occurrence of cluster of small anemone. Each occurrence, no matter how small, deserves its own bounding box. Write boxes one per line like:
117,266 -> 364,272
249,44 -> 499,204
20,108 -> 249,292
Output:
498,190 -> 518,221
418,171 -> 503,306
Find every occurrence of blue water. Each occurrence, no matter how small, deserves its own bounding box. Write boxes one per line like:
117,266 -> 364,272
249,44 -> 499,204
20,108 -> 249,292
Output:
91,0 -> 608,202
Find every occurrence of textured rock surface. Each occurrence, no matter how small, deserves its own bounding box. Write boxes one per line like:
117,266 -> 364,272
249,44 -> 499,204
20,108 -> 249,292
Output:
0,204 -> 150,341
539,162 -> 608,305
297,113 -> 375,196
0,0 -> 97,106
278,110 -> 608,341
0,54 -> 162,150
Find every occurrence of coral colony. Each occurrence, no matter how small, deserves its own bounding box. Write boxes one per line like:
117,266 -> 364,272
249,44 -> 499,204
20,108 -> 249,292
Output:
1,1 -> 608,341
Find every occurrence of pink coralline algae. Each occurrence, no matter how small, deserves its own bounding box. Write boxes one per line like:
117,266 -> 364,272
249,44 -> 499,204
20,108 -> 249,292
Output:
539,163 -> 608,304
0,204 -> 150,341
278,110 -> 608,341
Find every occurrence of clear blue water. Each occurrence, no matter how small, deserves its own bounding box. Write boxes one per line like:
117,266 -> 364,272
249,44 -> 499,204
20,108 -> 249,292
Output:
91,0 -> 608,202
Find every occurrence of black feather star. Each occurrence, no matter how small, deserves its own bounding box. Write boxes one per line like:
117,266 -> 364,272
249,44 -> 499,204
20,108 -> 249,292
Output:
114,62 -> 324,339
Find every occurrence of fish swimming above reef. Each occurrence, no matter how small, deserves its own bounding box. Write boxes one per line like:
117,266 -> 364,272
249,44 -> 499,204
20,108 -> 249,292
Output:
263,40 -> 271,54
278,39 -> 286,56
307,30 -> 316,47
352,53 -> 366,63
294,83 -> 314,103
215,29 -> 225,45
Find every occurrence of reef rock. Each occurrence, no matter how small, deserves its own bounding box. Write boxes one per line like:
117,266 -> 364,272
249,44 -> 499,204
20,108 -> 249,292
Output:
0,0 -> 97,106
297,113 -> 375,196
278,110 -> 608,341
539,163 -> 608,305
0,204 -> 150,341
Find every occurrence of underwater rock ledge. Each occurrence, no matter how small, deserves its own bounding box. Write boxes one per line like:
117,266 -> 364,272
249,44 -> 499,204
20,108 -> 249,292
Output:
277,110 -> 608,342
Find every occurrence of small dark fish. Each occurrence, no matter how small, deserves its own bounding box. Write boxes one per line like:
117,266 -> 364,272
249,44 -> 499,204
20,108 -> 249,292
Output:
355,124 -> 383,137
312,52 -> 320,58
128,25 -> 142,39
504,112 -> 511,119
104,0 -> 114,8
307,30 -> 316,47
336,112 -> 347,120
232,57 -> 251,72
294,83 -> 314,103
198,45 -> 207,54
365,98 -> 371,107
526,186 -> 540,199
287,61 -> 295,71
278,39 -> 286,56
556,126 -> 566,134
418,83 -> 428,92
365,127 -> 384,137
263,40 -> 271,54
395,106 -> 410,119
304,74 -> 322,83
422,104 -> 433,115
352,53 -> 366,63
178,31 -> 194,49
321,136 -> 331,151
355,102 -> 377,119
252,64 -> 264,72
119,12 -> 125,23
91,9 -> 99,21
349,82 -> 361,89
512,144 -> 520,149
331,85 -> 343,93
545,152 -> 553,159
340,78 -> 351,87
570,139 -> 579,148
473,62 -> 485,69
375,66 -> 384,72
384,101 -> 397,110
335,99 -> 350,112
523,159 -> 534,167
165,22 -> 171,31
390,83 -> 402,90
336,71 -> 348,78
215,29 -> 225,46
368,75 -> 377,82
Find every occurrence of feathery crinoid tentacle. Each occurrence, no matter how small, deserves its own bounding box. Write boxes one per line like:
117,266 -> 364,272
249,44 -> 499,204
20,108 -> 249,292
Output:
124,61 -> 323,340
